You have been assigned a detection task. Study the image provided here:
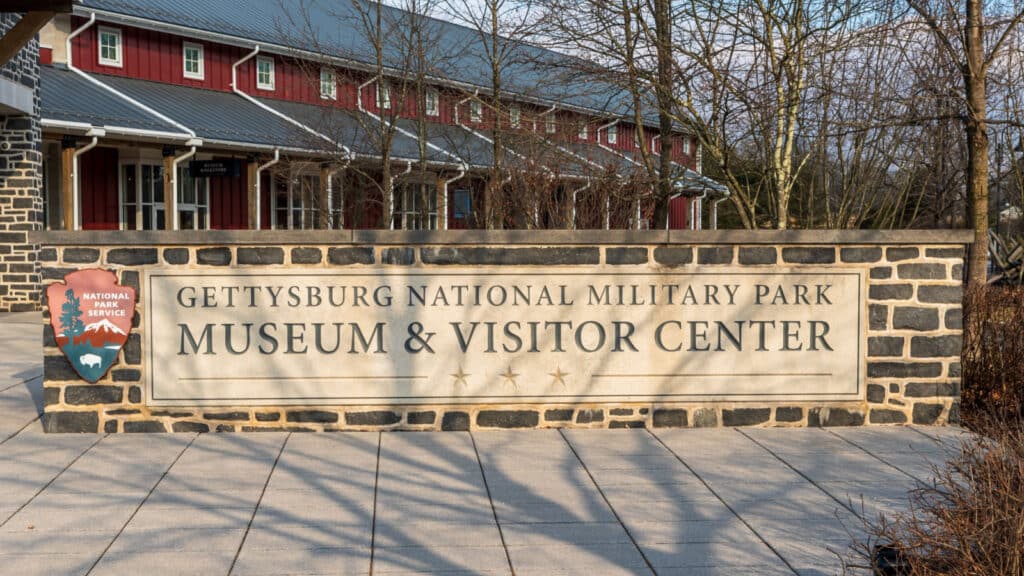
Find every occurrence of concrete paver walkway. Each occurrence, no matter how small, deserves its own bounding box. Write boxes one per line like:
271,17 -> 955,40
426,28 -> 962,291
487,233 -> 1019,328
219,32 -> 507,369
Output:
0,313 -> 963,575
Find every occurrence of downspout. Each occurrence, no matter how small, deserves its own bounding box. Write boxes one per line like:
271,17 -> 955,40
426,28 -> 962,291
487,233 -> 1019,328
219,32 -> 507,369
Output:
571,181 -> 590,230
712,190 -> 731,230
390,160 -> 412,230
232,46 -> 352,161
68,14 -> 197,141
596,119 -> 621,157
325,159 -> 349,229
169,146 -> 197,230
442,166 -> 467,230
254,149 -> 280,230
72,131 -> 102,230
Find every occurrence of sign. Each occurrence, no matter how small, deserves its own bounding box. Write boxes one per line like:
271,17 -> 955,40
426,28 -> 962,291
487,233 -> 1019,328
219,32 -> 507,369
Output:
188,159 -> 241,178
145,268 -> 864,406
47,269 -> 135,383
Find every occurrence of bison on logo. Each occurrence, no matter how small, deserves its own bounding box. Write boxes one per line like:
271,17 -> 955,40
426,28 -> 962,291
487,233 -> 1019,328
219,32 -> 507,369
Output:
46,269 -> 136,383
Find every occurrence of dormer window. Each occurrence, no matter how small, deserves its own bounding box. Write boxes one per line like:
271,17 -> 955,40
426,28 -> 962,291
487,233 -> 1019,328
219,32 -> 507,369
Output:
470,100 -> 482,123
98,27 -> 122,68
377,82 -> 391,109
509,105 -> 520,128
607,124 -> 618,144
256,57 -> 275,91
183,42 -> 204,80
320,67 -> 336,100
545,115 -> 556,134
425,89 -> 439,116
578,123 -> 588,140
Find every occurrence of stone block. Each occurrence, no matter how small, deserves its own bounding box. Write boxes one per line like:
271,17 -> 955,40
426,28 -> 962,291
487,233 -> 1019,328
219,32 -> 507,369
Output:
869,304 -> 888,330
237,247 -> 284,265
945,308 -> 962,330
124,421 -> 167,433
886,247 -> 919,261
44,355 -> 79,381
441,411 -> 470,431
609,420 -> 645,428
63,248 -> 99,263
840,247 -> 882,263
926,247 -> 963,258
381,248 -> 415,265
692,408 -> 718,427
345,411 -> 401,426
202,411 -> 249,421
867,384 -> 886,404
129,386 -> 141,403
197,247 -> 232,266
910,335 -> 962,358
652,247 -> 692,266
782,247 -> 835,264
477,410 -> 539,428
44,411 -> 98,433
869,284 -> 912,300
722,408 -> 770,426
104,420 -> 118,433
290,247 -> 323,264
868,337 -> 903,357
111,369 -> 141,382
575,409 -> 604,424
124,334 -> 141,364
918,286 -> 961,304
870,267 -> 892,280
904,382 -> 959,397
43,386 -> 59,406
421,247 -> 599,266
328,247 -> 374,265
897,263 -> 946,280
869,409 -> 907,424
653,409 -> 687,427
286,410 -> 339,423
255,412 -> 280,422
544,409 -> 573,421
892,307 -> 939,331
107,248 -> 158,266
697,246 -> 733,264
407,411 -> 435,425
912,404 -> 944,425
867,362 -> 943,378
738,247 -> 777,265
38,248 -> 56,262
816,408 -> 864,427
163,248 -> 189,265
606,247 -> 647,265
775,407 -> 802,422
609,408 -> 633,416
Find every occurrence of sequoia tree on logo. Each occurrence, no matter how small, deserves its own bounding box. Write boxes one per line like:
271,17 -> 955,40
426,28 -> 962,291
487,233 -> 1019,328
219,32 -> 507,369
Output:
46,269 -> 136,383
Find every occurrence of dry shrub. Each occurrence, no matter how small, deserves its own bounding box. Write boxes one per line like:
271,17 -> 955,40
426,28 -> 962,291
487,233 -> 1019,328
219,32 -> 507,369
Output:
962,285 -> 1024,423
845,412 -> 1024,575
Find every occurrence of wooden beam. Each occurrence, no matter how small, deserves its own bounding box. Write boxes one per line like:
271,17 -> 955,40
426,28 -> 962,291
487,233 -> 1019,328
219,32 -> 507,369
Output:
1,1 -> 72,11
60,140 -> 75,231
0,11 -> 55,66
247,160 -> 259,229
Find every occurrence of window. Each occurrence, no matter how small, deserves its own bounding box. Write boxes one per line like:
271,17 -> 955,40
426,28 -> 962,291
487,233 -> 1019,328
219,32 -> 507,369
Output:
607,124 -> 618,144
175,166 -> 209,230
682,137 -> 692,155
545,115 -> 556,134
98,27 -> 122,67
377,82 -> 391,109
470,100 -> 482,123
256,56 -> 275,90
578,123 -> 588,140
320,67 -> 336,100
120,164 -> 164,230
425,89 -> 439,116
395,182 -> 438,230
183,42 -> 204,80
452,189 -> 472,220
273,174 -> 321,230
509,106 -> 520,128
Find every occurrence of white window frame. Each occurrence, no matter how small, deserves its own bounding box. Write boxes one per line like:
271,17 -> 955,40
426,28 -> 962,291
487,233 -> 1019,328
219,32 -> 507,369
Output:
545,115 -> 556,134
682,137 -> 692,155
469,100 -> 482,123
578,123 -> 588,140
320,67 -> 336,100
509,105 -> 520,128
425,88 -> 439,116
256,56 -> 275,91
182,42 -> 204,80
98,26 -> 123,68
607,124 -> 618,144
377,82 -> 391,109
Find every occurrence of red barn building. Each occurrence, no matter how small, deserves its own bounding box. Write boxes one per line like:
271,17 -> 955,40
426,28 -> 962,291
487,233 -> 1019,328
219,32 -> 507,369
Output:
37,0 -> 727,232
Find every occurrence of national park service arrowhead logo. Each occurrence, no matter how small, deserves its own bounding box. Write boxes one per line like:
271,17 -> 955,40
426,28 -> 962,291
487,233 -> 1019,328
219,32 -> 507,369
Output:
46,269 -> 135,383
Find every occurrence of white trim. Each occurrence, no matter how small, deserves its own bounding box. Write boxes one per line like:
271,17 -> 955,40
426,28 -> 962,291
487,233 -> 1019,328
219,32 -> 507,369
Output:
377,82 -> 391,109
469,100 -> 482,123
256,56 -> 275,91
578,123 -> 588,140
182,41 -> 204,80
509,105 -> 520,128
607,124 -> 618,144
97,26 -> 122,68
319,67 -> 336,100
425,88 -> 440,117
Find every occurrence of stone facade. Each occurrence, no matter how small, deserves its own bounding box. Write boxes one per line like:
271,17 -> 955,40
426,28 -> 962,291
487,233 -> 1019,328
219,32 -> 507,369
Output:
0,14 -> 43,313
36,230 -> 970,432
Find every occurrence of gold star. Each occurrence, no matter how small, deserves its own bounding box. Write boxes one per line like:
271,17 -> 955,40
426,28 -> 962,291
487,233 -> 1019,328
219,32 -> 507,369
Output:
450,365 -> 470,388
500,365 -> 519,389
549,366 -> 569,388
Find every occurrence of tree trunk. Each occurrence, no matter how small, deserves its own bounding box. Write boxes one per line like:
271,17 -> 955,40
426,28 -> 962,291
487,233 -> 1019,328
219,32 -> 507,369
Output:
965,0 -> 989,285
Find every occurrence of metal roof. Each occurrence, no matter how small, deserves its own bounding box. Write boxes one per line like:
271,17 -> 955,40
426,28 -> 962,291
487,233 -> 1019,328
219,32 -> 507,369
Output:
77,0 -> 636,118
40,64 -> 181,133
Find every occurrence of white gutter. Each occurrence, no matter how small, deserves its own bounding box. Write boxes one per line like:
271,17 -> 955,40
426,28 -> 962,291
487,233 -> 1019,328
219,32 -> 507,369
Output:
254,149 -> 280,230
571,181 -> 590,230
231,46 -> 352,160
71,131 -> 102,231
41,119 -> 196,143
605,196 -> 611,230
169,146 -> 197,230
67,13 -> 198,141
442,166 -> 467,230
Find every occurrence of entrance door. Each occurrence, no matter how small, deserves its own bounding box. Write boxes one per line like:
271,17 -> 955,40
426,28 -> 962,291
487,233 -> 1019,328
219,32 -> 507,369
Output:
120,163 -> 165,230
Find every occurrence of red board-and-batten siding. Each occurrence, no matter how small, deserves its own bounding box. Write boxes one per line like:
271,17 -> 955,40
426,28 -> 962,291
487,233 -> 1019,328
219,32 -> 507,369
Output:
67,18 -> 698,167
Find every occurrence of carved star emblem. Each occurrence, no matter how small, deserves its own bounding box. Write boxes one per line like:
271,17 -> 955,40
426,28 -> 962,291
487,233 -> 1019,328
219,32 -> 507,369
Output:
500,365 -> 519,389
549,366 -> 569,388
450,365 -> 470,388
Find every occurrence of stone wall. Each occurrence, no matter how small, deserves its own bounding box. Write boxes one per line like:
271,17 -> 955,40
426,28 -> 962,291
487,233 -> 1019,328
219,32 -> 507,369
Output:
0,14 -> 43,313
36,230 -> 971,432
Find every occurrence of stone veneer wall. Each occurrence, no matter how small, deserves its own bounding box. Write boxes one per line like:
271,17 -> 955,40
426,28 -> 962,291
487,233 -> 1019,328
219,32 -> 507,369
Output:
36,230 -> 971,433
0,14 -> 43,313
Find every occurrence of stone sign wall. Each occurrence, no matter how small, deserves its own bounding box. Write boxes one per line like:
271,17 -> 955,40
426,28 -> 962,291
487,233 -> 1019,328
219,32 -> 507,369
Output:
36,230 -> 970,432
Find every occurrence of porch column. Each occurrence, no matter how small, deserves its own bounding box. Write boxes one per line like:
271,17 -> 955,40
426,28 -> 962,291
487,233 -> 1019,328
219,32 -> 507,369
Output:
162,146 -> 176,230
246,156 -> 259,230
60,136 -> 75,230
319,163 -> 331,229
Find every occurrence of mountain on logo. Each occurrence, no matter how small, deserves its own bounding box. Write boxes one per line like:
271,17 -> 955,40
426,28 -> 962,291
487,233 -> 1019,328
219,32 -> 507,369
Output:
79,318 -> 128,347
